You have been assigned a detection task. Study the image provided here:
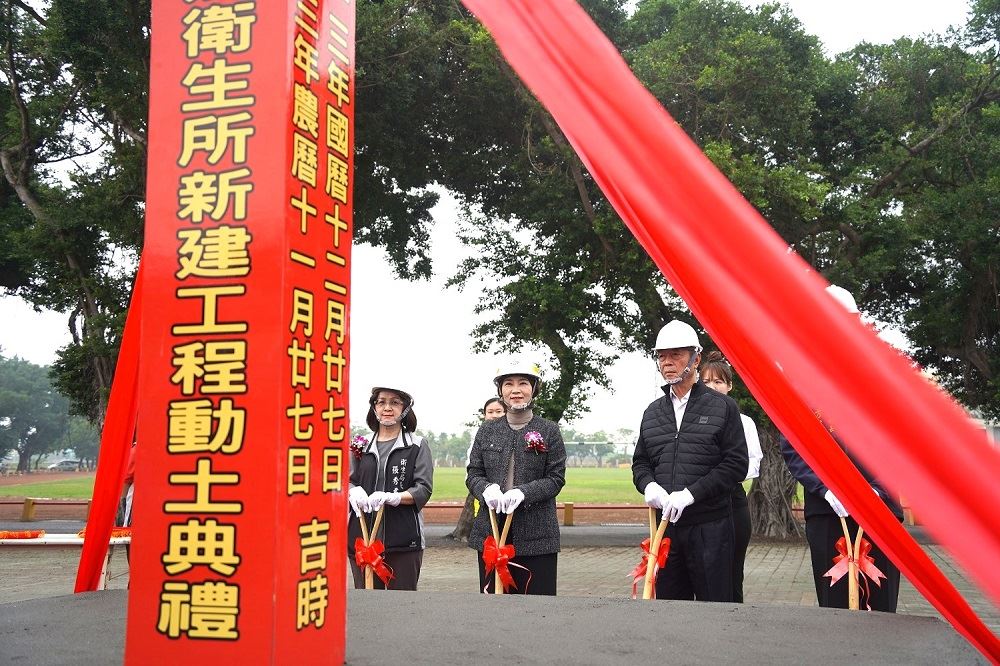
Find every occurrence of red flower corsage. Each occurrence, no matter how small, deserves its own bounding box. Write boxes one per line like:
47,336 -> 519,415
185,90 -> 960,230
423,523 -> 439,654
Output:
350,435 -> 367,459
524,430 -> 547,454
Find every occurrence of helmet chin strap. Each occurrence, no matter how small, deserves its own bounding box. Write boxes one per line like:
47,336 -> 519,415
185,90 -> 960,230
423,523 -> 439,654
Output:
378,402 -> 412,429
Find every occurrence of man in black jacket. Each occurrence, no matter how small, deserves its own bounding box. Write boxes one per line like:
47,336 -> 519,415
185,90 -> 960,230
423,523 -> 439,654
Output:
632,320 -> 748,601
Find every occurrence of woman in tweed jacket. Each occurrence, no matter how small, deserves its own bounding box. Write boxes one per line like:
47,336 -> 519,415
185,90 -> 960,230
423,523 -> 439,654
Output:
466,362 -> 567,595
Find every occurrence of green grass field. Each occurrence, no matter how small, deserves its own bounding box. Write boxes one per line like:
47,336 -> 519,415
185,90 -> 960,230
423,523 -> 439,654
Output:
0,476 -> 96,499
0,469 -> 779,504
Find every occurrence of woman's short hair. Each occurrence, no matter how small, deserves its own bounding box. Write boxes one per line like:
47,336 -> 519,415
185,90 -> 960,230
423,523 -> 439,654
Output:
366,388 -> 417,432
700,350 -> 733,386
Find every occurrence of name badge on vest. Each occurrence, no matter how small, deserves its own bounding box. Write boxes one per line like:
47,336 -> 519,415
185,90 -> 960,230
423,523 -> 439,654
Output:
698,416 -> 709,424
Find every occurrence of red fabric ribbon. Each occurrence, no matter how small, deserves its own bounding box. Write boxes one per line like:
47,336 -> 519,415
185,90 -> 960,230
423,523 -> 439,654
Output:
483,535 -> 532,594
824,537 -> 888,610
459,1 -> 1000,659
823,536 -> 854,587
354,537 -> 394,587
0,530 -> 45,539
629,536 -> 670,599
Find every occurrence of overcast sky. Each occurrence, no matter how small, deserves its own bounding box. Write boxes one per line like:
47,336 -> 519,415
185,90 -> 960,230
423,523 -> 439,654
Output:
0,1 -> 974,436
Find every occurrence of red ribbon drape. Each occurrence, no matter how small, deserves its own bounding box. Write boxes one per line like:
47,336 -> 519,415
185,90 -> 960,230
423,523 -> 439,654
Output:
483,535 -> 520,593
629,536 -> 670,599
354,537 -> 394,587
74,259 -> 144,592
461,1 -> 1000,659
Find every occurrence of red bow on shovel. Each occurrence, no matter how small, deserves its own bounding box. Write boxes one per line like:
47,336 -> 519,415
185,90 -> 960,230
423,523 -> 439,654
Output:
483,535 -> 519,593
630,535 -> 670,599
354,537 -> 394,587
824,518 -> 887,610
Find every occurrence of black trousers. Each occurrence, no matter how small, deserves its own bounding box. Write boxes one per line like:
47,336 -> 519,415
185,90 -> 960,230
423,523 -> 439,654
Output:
732,488 -> 751,603
655,514 -> 734,602
350,549 -> 423,591
477,551 -> 557,596
805,514 -> 900,612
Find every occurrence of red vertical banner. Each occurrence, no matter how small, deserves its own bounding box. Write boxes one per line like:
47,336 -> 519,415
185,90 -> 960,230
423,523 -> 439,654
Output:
126,1 -> 353,662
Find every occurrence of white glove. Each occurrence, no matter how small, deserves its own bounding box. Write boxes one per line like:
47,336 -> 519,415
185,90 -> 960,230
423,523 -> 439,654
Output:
482,484 -> 504,512
348,486 -> 370,517
368,491 -> 401,511
500,489 -> 525,514
643,481 -> 670,511
667,488 -> 695,523
824,490 -> 849,518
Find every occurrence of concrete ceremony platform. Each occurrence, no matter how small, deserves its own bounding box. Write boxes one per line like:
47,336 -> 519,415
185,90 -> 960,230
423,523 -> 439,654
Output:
0,589 -> 985,665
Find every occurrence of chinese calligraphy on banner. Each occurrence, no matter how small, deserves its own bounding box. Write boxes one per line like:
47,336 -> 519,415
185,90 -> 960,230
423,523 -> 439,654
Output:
127,2 -> 353,662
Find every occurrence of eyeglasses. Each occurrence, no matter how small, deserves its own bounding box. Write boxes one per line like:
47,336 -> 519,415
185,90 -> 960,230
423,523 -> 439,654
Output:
375,399 -> 405,409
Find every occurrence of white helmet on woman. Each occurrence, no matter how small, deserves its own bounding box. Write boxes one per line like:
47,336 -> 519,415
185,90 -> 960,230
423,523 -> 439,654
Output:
493,360 -> 542,393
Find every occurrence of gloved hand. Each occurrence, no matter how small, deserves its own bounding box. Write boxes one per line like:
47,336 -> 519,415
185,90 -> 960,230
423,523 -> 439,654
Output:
500,489 -> 525,514
368,491 -> 402,511
482,484 -> 504,512
348,486 -> 370,517
667,488 -> 694,523
824,490 -> 849,518
643,481 -> 670,511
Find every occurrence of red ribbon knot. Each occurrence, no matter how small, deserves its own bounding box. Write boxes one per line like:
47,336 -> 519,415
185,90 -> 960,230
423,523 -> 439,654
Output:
354,536 -> 394,587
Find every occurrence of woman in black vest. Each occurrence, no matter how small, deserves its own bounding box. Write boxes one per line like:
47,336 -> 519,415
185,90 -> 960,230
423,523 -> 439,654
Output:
347,384 -> 433,590
466,361 -> 567,595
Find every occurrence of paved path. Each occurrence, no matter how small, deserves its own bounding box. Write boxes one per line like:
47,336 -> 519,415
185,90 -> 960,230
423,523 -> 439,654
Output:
1,522 -> 996,636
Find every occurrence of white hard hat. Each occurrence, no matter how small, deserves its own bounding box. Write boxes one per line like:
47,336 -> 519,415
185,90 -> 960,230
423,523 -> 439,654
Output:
825,285 -> 859,314
370,384 -> 414,407
493,360 -> 542,390
654,320 -> 702,352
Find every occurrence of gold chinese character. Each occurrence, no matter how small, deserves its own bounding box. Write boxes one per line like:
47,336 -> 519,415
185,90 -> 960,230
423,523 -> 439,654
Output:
179,112 -> 255,167
286,391 -> 314,440
292,83 -> 319,138
157,581 -> 192,638
295,1 -> 319,40
182,2 -> 256,56
165,458 -> 242,514
296,574 -> 329,629
293,32 -> 319,85
287,447 -> 310,496
326,59 -> 350,108
321,395 -> 345,442
322,448 -> 342,492
324,205 -> 348,248
171,340 -> 248,395
172,285 -> 248,336
189,581 -> 240,639
291,133 -> 318,187
163,518 -> 241,576
328,12 -> 349,49
326,104 -> 348,156
168,398 -> 245,454
325,299 -> 346,344
290,186 -> 317,234
290,288 -> 314,336
324,153 -> 349,203
322,346 -> 345,393
181,59 -> 254,112
177,225 -> 253,279
299,519 -> 329,574
178,168 -> 253,223
287,339 -> 314,389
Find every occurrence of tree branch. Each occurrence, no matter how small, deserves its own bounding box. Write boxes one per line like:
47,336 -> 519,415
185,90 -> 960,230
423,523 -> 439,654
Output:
10,0 -> 46,27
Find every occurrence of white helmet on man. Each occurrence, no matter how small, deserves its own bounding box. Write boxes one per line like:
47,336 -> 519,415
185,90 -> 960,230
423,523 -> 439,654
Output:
654,320 -> 703,352
825,285 -> 859,314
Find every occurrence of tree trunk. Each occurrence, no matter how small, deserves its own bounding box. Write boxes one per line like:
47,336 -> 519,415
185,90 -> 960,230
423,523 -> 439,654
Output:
448,493 -> 476,542
748,426 -> 802,539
